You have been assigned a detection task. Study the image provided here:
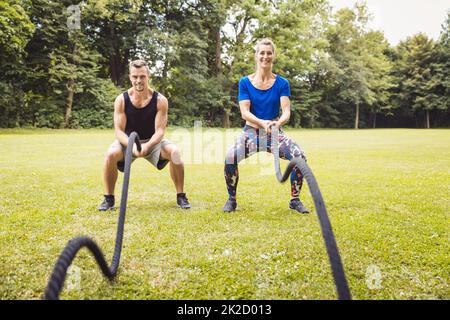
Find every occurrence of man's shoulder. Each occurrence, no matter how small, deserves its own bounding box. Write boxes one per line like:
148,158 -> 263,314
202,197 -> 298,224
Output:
156,92 -> 168,102
156,92 -> 168,108
114,92 -> 125,107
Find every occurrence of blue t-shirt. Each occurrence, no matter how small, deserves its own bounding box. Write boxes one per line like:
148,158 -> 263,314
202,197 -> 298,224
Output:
238,75 -> 291,120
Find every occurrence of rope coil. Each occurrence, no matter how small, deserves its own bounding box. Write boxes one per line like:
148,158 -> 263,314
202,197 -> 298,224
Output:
43,132 -> 141,300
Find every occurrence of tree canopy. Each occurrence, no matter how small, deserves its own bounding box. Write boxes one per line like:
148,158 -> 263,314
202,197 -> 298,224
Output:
0,0 -> 448,128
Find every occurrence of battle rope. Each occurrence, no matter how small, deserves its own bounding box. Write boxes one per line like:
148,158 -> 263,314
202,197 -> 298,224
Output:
271,127 -> 351,300
43,129 -> 350,300
43,132 -> 141,300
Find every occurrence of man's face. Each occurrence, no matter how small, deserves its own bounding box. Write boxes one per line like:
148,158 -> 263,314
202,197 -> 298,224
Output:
129,67 -> 149,92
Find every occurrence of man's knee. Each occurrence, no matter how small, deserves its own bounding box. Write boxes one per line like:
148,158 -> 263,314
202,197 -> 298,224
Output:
168,146 -> 183,166
105,148 -> 123,164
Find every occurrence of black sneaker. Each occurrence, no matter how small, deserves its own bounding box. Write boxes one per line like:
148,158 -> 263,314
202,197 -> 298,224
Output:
289,198 -> 309,214
98,196 -> 115,211
222,198 -> 237,212
177,193 -> 191,209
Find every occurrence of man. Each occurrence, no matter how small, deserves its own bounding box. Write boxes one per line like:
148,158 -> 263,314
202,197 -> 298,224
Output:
98,59 -> 191,210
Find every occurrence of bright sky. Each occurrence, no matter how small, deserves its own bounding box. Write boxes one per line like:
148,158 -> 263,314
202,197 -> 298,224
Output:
329,0 -> 450,45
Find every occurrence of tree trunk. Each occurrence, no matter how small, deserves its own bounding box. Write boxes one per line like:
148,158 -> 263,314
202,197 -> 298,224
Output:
213,26 -> 228,128
354,103 -> 359,129
120,50 -> 130,87
109,20 -> 121,86
223,109 -> 230,128
65,78 -> 75,128
426,110 -> 430,129
373,112 -> 377,128
160,61 -> 168,96
215,26 -> 222,76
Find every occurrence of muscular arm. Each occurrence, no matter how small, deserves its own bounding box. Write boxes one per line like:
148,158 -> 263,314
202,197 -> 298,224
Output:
114,94 -> 129,147
140,94 -> 168,155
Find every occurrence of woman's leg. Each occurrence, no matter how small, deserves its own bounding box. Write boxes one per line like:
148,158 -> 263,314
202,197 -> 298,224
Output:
224,127 -> 259,200
269,129 -> 307,199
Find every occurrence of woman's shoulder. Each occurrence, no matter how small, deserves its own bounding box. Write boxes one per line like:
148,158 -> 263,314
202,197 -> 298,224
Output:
275,74 -> 289,83
274,75 -> 290,89
239,75 -> 251,82
239,75 -> 252,88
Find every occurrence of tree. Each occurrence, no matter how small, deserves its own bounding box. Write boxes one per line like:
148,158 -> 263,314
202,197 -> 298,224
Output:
428,12 -> 450,127
82,0 -> 148,86
323,2 -> 394,129
394,33 -> 440,128
326,5 -> 373,129
0,0 -> 35,127
360,31 -> 394,128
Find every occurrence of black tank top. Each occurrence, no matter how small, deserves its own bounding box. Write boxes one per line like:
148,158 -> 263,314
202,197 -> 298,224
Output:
124,90 -> 158,140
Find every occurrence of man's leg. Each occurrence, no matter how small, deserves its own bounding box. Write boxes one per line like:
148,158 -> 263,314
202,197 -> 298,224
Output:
160,143 -> 190,209
160,143 -> 184,193
99,142 -> 124,210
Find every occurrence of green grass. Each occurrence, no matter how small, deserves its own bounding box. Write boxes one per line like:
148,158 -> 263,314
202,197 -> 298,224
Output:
0,128 -> 449,300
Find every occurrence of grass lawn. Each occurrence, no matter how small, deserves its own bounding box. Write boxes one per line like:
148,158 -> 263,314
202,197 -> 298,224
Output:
0,128 -> 449,300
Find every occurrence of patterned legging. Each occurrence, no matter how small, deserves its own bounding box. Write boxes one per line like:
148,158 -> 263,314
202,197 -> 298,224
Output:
224,125 -> 306,200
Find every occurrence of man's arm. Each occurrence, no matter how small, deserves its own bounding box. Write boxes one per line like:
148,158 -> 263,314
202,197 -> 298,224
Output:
114,94 -> 129,146
140,94 -> 168,156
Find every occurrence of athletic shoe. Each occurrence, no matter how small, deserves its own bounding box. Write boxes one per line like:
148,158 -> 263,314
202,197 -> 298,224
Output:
98,196 -> 115,211
289,198 -> 309,214
177,193 -> 191,209
222,199 -> 237,212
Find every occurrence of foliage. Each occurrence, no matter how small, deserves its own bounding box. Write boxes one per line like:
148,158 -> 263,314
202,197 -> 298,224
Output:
0,0 -> 448,128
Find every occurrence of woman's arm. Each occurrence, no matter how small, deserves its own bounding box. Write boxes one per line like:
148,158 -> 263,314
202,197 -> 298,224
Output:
265,96 -> 291,133
277,96 -> 291,126
239,100 -> 270,130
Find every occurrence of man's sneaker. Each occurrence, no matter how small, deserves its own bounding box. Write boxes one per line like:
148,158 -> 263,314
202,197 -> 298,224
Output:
177,193 -> 191,209
222,198 -> 237,212
98,196 -> 115,211
289,198 -> 309,214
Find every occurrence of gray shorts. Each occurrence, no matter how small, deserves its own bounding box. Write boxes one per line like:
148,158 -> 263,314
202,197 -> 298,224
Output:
108,139 -> 172,171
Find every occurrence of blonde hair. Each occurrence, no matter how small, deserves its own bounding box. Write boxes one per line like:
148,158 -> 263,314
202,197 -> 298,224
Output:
255,38 -> 276,55
129,59 -> 150,75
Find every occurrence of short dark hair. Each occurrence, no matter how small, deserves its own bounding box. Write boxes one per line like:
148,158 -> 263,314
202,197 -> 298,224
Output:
129,59 -> 150,75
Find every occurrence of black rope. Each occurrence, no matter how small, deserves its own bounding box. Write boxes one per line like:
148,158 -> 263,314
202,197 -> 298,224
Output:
43,132 -> 141,300
271,127 -> 352,300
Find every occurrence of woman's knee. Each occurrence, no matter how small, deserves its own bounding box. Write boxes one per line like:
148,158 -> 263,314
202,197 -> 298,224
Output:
225,149 -> 236,165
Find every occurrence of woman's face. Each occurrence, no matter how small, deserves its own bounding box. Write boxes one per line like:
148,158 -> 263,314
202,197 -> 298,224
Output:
256,44 -> 274,69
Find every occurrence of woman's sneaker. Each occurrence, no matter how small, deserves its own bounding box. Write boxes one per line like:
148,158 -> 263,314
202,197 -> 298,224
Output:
222,199 -> 237,212
289,198 -> 309,214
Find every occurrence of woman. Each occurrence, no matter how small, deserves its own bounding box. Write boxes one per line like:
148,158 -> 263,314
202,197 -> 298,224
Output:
222,38 -> 309,214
